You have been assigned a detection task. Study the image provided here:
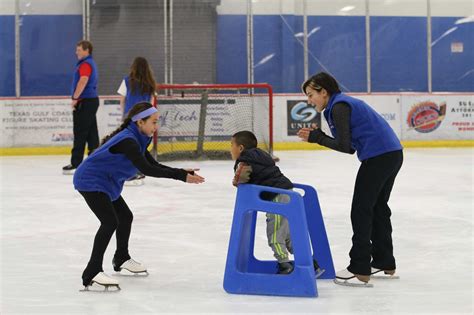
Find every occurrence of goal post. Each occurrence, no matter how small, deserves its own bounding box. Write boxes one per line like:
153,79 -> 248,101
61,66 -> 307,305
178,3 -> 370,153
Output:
151,83 -> 274,161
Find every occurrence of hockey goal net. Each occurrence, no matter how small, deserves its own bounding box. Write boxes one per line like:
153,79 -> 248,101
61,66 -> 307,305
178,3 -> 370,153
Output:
151,83 -> 273,161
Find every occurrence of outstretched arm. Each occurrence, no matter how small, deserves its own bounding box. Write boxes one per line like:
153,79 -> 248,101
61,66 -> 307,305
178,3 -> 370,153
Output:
110,138 -> 204,183
144,150 -> 204,183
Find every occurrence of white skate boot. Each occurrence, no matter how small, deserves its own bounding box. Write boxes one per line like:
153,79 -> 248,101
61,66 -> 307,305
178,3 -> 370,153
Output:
371,267 -> 399,279
114,258 -> 148,276
334,269 -> 373,288
80,272 -> 120,292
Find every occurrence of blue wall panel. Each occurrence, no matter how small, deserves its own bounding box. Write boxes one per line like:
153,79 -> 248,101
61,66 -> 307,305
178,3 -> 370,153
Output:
0,15 -> 16,97
217,15 -> 247,85
217,15 -> 305,93
20,15 -> 82,96
253,15 -> 304,93
307,16 -> 367,92
4,14 -> 472,96
371,16 -> 428,92
431,17 -> 474,92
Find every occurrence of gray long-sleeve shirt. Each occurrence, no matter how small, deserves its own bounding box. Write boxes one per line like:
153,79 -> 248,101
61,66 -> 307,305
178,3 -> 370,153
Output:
308,102 -> 356,154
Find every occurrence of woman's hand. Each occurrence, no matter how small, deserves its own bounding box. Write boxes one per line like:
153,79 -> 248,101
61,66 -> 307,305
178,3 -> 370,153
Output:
71,99 -> 78,110
186,172 -> 205,184
297,124 -> 318,142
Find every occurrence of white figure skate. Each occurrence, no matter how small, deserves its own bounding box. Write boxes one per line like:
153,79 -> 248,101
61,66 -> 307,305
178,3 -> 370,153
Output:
334,269 -> 373,288
370,267 -> 399,279
80,272 -> 120,292
114,258 -> 148,276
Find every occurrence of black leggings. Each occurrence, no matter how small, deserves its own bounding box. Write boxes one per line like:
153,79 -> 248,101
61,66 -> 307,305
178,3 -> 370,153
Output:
348,150 -> 403,275
79,191 -> 133,285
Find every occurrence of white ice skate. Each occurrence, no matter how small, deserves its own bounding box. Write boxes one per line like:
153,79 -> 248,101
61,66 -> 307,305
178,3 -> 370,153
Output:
370,267 -> 399,279
334,269 -> 373,288
80,272 -> 121,292
114,258 -> 148,276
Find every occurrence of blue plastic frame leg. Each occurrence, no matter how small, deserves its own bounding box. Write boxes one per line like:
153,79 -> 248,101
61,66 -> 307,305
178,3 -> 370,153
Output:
294,183 -> 335,279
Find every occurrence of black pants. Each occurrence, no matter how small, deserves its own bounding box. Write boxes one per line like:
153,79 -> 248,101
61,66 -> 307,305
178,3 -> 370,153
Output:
71,98 -> 99,167
79,191 -> 133,285
347,150 -> 403,276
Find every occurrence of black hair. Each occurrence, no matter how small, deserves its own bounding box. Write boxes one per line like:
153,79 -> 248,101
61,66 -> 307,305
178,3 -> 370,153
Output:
232,130 -> 258,150
101,102 -> 154,145
302,72 -> 341,96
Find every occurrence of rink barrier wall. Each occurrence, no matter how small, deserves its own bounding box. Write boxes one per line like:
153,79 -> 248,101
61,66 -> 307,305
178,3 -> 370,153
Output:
1,140 -> 473,156
0,93 -> 472,156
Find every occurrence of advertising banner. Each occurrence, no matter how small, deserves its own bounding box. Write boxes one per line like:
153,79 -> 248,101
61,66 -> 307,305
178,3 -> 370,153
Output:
286,100 -> 321,136
401,95 -> 473,140
0,98 -> 122,147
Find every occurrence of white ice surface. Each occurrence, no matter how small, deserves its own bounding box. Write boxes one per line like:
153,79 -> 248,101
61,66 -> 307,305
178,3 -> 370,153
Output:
1,149 -> 472,314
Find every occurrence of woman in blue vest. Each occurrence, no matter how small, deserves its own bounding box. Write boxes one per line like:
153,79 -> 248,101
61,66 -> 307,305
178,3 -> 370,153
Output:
74,102 -> 205,291
297,72 -> 403,287
117,57 -> 156,183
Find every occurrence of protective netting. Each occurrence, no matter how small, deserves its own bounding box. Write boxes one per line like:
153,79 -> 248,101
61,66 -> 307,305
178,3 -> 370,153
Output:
152,84 -> 273,161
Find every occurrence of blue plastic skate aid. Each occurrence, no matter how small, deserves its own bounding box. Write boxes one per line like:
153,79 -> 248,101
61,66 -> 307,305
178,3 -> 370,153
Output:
223,183 -> 335,297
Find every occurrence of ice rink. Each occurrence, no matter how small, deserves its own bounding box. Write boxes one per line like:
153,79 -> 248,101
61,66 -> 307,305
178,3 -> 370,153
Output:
1,148 -> 472,314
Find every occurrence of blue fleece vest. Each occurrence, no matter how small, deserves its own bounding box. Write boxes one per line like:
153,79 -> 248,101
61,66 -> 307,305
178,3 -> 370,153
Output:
73,123 -> 151,201
123,76 -> 153,116
323,93 -> 402,161
71,55 -> 98,99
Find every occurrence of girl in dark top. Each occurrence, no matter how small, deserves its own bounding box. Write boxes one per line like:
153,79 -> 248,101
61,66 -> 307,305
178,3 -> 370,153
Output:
297,72 -> 403,287
74,102 -> 205,291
